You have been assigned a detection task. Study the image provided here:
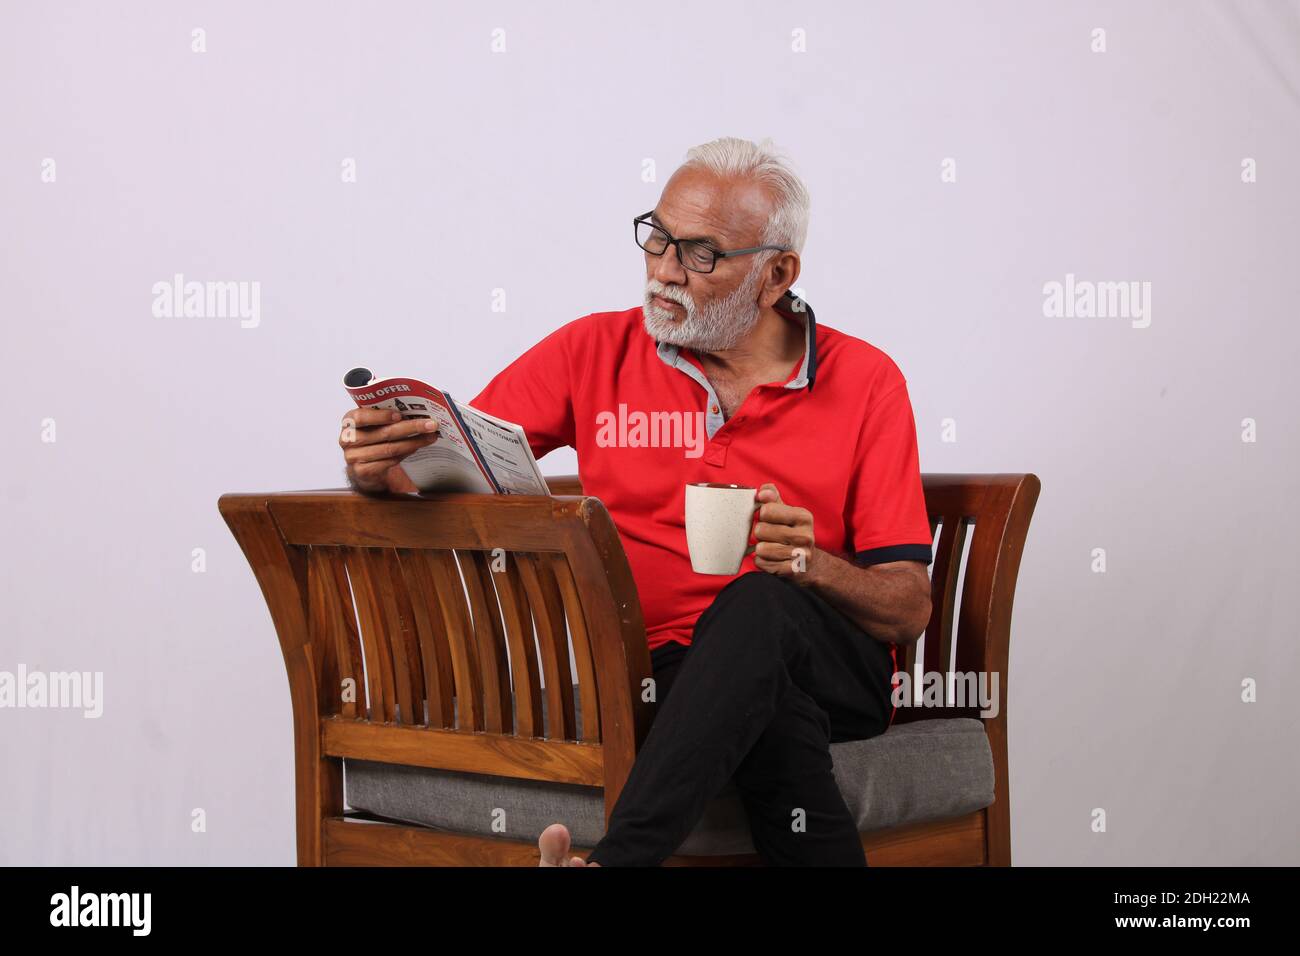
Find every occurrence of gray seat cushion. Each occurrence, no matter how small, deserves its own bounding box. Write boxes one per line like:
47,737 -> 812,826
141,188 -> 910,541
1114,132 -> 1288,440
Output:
344,685 -> 994,857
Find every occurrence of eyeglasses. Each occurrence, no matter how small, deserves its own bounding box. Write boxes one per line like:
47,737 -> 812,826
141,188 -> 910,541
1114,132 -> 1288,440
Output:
633,210 -> 789,275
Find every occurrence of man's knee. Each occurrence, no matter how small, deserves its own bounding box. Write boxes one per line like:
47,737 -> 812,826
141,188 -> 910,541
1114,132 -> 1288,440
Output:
734,687 -> 833,790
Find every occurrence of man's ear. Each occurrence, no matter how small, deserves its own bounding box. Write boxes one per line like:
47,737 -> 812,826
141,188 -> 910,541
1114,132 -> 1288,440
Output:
760,251 -> 801,309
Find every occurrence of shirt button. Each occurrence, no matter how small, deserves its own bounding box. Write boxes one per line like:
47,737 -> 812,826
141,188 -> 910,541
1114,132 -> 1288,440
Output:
711,404 -> 719,414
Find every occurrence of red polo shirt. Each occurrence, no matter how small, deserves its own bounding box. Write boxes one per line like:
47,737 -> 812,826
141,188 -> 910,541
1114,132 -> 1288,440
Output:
470,290 -> 933,719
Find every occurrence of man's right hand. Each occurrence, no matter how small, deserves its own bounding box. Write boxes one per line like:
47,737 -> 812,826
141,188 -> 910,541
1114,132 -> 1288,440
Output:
340,407 -> 441,494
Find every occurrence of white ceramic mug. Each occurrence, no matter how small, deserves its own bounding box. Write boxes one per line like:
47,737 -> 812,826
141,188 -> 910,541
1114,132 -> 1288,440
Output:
685,482 -> 760,575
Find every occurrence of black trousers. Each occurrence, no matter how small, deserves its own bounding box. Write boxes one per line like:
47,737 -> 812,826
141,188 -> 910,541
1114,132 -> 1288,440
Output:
586,570 -> 896,866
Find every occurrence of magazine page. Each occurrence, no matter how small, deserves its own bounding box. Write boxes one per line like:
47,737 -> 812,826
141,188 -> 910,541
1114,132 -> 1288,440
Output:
452,401 -> 553,496
342,369 -> 497,493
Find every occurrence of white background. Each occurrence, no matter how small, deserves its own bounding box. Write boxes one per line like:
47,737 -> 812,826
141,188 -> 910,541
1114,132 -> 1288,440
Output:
1,0 -> 1297,864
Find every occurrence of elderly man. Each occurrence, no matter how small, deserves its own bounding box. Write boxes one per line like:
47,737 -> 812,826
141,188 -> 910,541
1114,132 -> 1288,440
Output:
339,137 -> 933,866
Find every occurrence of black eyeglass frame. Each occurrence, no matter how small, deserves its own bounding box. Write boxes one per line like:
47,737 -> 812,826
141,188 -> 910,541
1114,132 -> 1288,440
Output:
633,210 -> 789,274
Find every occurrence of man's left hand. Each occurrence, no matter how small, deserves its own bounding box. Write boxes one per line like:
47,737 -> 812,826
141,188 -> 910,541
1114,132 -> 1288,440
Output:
750,482 -> 820,585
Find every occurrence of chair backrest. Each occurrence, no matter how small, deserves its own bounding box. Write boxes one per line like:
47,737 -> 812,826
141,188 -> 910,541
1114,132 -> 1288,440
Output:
219,489 -> 654,815
894,473 -> 1041,731
553,472 -> 1041,730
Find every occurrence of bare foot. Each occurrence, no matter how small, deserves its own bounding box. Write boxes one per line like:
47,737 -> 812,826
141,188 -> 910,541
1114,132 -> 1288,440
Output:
537,823 -> 601,866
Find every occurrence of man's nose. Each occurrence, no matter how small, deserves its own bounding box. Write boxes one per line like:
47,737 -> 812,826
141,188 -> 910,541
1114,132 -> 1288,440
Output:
650,242 -> 688,286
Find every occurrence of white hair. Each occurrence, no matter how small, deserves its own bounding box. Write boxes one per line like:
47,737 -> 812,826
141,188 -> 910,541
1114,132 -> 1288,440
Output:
679,136 -> 811,255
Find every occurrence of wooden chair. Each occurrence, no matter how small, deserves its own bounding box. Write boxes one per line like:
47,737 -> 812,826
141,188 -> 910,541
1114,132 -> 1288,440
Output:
219,472 -> 1039,866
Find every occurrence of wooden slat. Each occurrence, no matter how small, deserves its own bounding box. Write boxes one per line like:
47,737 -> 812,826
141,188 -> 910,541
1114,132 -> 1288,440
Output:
425,550 -> 482,732
458,550 -> 513,735
341,548 -> 395,722
494,553 -> 544,738
363,548 -> 424,725
395,548 -> 455,728
924,516 -> 968,699
548,552 -> 600,742
304,546 -> 351,717
327,547 -> 367,719
322,717 -> 603,785
516,552 -> 576,740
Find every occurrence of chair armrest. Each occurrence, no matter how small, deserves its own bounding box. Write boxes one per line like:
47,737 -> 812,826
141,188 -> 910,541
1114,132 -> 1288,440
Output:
219,485 -> 651,825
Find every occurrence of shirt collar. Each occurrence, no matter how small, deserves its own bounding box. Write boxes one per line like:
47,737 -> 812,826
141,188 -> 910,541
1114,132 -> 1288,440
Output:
652,288 -> 818,392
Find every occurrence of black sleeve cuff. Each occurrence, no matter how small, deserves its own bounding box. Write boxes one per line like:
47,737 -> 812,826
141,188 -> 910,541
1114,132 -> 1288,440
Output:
853,543 -> 934,567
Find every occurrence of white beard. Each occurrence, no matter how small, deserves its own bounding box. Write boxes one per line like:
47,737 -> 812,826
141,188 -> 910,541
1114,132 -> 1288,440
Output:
642,259 -> 765,352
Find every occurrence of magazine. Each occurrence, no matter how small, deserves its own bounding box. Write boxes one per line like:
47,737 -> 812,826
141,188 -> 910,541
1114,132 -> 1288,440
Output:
343,368 -> 551,495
